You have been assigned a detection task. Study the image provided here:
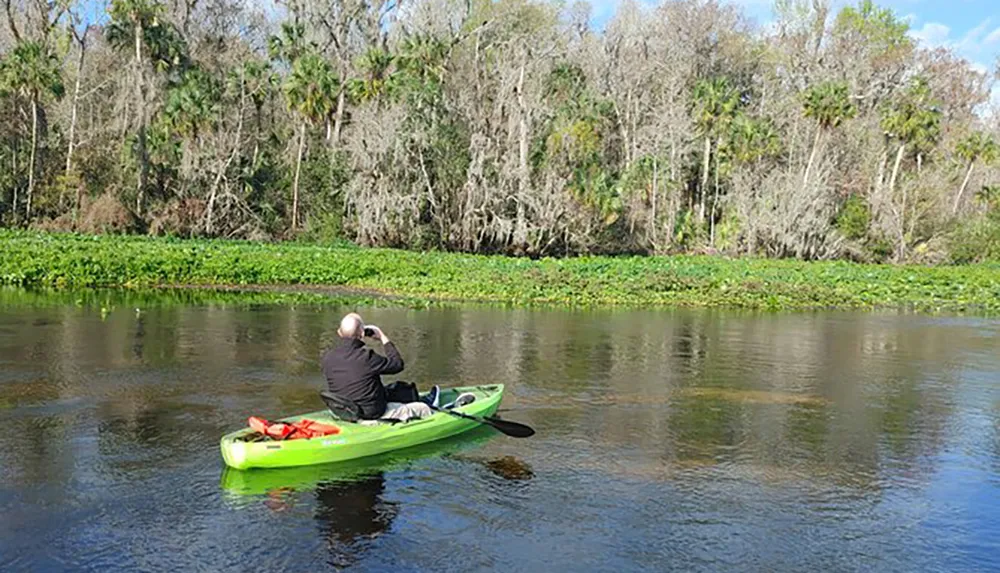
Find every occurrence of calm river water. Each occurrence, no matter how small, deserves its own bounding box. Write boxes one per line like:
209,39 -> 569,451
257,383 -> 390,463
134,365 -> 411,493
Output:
1,289 -> 999,571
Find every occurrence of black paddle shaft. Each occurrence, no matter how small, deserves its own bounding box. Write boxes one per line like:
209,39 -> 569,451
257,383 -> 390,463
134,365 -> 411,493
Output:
432,406 -> 535,438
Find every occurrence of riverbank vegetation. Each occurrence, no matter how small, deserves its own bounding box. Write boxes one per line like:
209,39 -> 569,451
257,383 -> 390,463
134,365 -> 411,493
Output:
0,283 -> 406,311
4,231 -> 1000,312
1,0 -> 999,263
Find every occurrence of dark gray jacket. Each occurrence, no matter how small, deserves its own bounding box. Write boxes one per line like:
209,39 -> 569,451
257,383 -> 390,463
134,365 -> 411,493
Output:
321,338 -> 404,418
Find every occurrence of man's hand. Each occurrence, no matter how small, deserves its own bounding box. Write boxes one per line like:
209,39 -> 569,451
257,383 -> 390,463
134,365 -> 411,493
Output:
366,325 -> 390,345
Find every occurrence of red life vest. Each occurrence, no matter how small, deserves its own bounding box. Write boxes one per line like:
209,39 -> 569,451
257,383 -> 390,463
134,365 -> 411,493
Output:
248,416 -> 341,441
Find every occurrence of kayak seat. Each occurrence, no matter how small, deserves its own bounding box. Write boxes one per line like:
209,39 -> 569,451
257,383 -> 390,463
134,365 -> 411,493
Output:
320,392 -> 409,426
319,391 -> 362,422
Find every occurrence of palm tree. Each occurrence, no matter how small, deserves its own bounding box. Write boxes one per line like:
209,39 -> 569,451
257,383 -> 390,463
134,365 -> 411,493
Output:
234,60 -> 276,168
729,113 -> 780,165
267,22 -> 306,64
880,77 -> 941,258
107,0 -> 165,215
163,68 -> 220,142
801,81 -> 855,188
395,35 -> 448,89
0,41 -> 65,221
954,132 -> 998,215
284,52 -> 337,231
880,78 -> 940,197
692,77 -> 740,222
348,48 -> 395,104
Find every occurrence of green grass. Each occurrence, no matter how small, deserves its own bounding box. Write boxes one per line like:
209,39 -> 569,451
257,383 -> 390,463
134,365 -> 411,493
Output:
3,230 -> 1000,313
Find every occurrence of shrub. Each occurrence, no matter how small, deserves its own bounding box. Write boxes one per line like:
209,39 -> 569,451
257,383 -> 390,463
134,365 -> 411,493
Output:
78,193 -> 142,235
835,194 -> 869,241
949,219 -> 1000,264
148,198 -> 206,237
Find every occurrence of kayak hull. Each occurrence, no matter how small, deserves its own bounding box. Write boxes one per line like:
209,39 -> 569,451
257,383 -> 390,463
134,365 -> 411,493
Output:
220,426 -> 499,497
220,384 -> 503,470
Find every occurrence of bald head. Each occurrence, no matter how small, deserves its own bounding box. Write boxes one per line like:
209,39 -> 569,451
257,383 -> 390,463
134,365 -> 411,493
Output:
338,313 -> 364,339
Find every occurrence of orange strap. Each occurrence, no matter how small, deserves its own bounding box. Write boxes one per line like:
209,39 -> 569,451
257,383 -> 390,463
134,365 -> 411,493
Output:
248,416 -> 340,440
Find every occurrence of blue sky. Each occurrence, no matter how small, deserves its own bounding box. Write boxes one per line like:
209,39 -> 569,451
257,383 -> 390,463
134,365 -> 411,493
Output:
77,0 -> 998,107
82,0 -> 996,74
587,0 -> 999,111
590,0 -> 999,73
897,0 -> 1000,73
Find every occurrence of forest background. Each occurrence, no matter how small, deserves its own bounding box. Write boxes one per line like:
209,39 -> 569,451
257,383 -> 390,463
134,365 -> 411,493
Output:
2,0 -> 1000,265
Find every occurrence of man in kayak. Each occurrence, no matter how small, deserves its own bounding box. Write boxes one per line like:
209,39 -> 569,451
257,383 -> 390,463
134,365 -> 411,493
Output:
321,313 -> 438,422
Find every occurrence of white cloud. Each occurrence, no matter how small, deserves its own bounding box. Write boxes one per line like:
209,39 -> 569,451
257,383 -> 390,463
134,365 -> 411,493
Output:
909,22 -> 951,48
985,27 -> 1000,46
958,18 -> 993,53
900,16 -> 998,120
908,17 -> 999,72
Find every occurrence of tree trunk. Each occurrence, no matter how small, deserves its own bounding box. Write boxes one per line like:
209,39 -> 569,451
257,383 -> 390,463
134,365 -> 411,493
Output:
75,180 -> 83,228
669,140 -> 677,250
898,180 -> 907,261
699,135 -> 710,223
711,135 -> 721,247
4,0 -> 21,43
65,36 -> 86,213
207,92 -> 245,236
803,123 -> 822,188
669,139 -> 676,183
874,148 -> 887,199
134,21 -> 149,215
811,3 -> 826,60
252,106 -> 262,169
888,142 -> 905,199
889,143 -> 906,260
119,89 -> 130,141
620,91 -> 631,169
514,61 -> 529,248
11,144 -> 17,222
650,156 -> 658,250
292,120 -> 306,231
332,87 -> 345,144
630,100 -> 638,167
26,96 -> 38,221
953,160 -> 975,215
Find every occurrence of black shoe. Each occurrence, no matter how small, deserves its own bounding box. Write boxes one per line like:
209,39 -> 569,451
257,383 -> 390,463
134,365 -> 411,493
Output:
422,385 -> 440,408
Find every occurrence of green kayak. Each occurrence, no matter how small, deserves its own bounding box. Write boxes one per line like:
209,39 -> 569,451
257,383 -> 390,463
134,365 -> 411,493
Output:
220,384 -> 504,470
220,426 -> 499,496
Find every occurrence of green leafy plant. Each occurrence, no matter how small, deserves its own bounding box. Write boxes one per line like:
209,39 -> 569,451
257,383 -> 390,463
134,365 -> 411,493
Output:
2,230 -> 1000,313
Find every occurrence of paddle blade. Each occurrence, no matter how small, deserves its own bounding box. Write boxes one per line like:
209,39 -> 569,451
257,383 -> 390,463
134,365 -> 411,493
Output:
485,417 -> 535,438
432,406 -> 535,438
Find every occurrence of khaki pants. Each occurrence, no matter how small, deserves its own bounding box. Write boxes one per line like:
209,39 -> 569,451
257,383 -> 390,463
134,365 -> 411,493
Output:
381,401 -> 432,422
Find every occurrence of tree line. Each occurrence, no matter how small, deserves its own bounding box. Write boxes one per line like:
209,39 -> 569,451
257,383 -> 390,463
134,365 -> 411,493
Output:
1,0 -> 999,262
